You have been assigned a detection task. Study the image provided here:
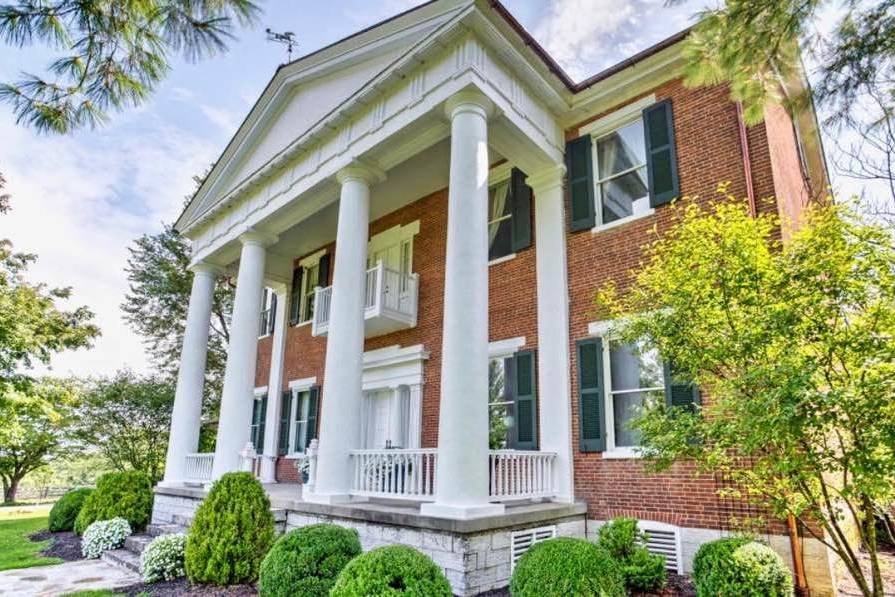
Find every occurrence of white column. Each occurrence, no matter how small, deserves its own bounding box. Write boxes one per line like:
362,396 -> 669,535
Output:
304,164 -> 377,504
421,89 -> 503,519
529,165 -> 575,502
260,284 -> 289,483
212,231 -> 276,479
161,263 -> 220,485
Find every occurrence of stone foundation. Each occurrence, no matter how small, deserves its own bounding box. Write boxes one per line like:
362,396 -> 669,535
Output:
153,485 -> 586,596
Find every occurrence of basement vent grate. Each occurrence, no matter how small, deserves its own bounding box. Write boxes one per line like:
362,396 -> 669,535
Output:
510,525 -> 556,569
640,523 -> 681,573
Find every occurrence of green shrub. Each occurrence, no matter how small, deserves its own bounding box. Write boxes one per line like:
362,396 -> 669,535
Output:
509,537 -> 625,597
74,471 -> 153,534
692,536 -> 793,596
48,488 -> 93,532
184,472 -> 275,585
259,524 -> 361,597
81,518 -> 132,558
142,533 -> 187,583
331,545 -> 452,597
596,518 -> 667,592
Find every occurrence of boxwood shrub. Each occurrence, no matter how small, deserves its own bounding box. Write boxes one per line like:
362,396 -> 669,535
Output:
510,537 -> 625,597
259,524 -> 361,597
597,517 -> 667,592
692,536 -> 793,596
331,545 -> 452,597
184,472 -> 275,585
81,517 -> 132,558
74,471 -> 153,534
48,488 -> 93,532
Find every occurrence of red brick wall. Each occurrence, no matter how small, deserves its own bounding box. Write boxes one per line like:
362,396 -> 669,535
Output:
565,79 -> 795,533
260,187 -> 539,479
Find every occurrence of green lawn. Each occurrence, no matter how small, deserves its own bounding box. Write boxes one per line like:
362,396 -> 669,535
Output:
0,508 -> 63,571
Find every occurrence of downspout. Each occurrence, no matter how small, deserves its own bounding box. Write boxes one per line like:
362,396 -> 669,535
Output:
787,513 -> 811,596
735,101 -> 757,217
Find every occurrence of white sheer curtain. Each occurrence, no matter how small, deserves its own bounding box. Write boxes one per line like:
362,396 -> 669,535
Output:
488,180 -> 510,245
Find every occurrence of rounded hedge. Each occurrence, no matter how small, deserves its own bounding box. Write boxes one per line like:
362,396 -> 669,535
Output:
142,533 -> 187,583
48,488 -> 93,532
184,472 -> 275,585
74,471 -> 153,535
510,537 -> 625,597
259,524 -> 362,597
81,517 -> 132,558
330,545 -> 452,597
692,537 -> 793,597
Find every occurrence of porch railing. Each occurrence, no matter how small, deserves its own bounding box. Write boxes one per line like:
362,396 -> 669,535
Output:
184,453 -> 214,482
344,449 -> 557,502
312,261 -> 418,337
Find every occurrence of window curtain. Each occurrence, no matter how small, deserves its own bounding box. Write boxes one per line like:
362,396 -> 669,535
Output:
489,180 -> 510,245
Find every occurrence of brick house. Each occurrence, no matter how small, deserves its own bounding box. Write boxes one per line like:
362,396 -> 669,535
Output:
153,1 -> 832,594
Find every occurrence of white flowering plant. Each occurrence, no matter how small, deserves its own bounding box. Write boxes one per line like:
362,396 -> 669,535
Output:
141,533 -> 187,583
81,517 -> 132,558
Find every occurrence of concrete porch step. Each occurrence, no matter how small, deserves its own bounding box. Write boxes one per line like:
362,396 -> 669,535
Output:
101,548 -> 141,574
146,523 -> 187,537
123,534 -> 154,554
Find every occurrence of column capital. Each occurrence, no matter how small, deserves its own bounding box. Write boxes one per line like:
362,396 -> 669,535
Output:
444,89 -> 495,121
188,262 -> 225,277
336,162 -> 385,187
238,229 -> 278,248
526,164 -> 567,193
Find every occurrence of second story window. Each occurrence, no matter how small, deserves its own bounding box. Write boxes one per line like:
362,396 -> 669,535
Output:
259,288 -> 276,337
486,167 -> 532,262
289,251 -> 330,326
488,178 -> 513,260
594,118 -> 650,225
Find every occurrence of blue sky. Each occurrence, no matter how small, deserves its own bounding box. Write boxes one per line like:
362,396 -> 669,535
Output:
0,0 -> 850,378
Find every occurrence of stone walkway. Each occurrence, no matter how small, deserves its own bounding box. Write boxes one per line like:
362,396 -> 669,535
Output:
0,559 -> 140,596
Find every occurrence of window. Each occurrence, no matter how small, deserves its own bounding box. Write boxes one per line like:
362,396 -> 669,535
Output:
594,118 -> 650,226
301,263 -> 319,323
289,252 -> 330,326
488,356 -> 517,449
250,394 -> 267,452
281,385 -> 319,454
292,390 -> 311,452
488,178 -> 513,261
259,289 -> 276,337
607,339 -> 664,448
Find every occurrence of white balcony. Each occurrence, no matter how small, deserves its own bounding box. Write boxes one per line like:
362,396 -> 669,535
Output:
312,261 -> 419,338
184,453 -> 214,483
345,449 -> 557,502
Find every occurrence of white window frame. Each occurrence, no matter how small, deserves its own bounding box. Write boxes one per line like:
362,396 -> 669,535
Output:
258,288 -> 276,339
294,249 -> 326,327
487,337 -> 526,450
285,376 -> 316,457
487,164 -> 516,265
588,320 -> 665,458
579,95 -> 657,233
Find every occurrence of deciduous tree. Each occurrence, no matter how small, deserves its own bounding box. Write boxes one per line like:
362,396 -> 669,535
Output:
598,190 -> 895,597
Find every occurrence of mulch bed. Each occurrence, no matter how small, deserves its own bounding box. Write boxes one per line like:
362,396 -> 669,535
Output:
114,578 -> 257,596
31,529 -> 83,561
475,572 -> 695,597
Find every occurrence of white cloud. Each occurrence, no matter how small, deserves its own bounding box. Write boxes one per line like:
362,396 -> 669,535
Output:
0,109 -> 220,379
532,0 -> 694,81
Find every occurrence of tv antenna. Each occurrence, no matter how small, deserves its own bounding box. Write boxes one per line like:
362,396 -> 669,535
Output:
266,28 -> 297,62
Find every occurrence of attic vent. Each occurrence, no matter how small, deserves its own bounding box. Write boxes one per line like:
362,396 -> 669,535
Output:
639,522 -> 682,573
510,525 -> 556,569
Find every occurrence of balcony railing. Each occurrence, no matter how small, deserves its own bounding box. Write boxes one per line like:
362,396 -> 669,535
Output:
312,261 -> 418,338
184,453 -> 214,482
344,449 -> 557,502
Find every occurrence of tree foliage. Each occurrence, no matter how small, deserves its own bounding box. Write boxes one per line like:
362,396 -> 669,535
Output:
0,0 -> 260,133
0,173 -> 99,389
0,378 -> 80,503
71,370 -> 174,483
597,189 -> 895,597
676,0 -> 894,125
122,222 -> 232,415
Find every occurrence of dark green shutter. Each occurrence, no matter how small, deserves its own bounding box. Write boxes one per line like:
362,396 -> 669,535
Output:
577,338 -> 606,452
513,350 -> 537,450
278,390 -> 292,455
289,268 -> 302,325
643,100 -> 680,208
305,386 -> 320,449
510,167 -> 532,252
663,362 -> 700,411
318,254 -> 331,287
566,135 -> 596,231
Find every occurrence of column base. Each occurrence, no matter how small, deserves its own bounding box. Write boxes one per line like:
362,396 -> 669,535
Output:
420,502 -> 505,520
302,489 -> 355,505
